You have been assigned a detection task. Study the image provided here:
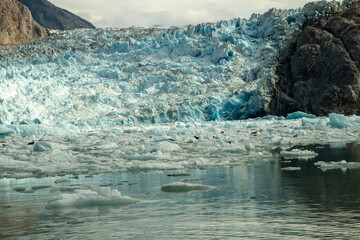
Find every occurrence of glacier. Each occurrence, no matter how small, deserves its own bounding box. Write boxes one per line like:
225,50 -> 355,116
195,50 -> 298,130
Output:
0,1 -> 358,179
0,1 -> 348,126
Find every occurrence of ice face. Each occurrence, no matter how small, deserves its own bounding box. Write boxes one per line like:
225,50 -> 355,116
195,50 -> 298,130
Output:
0,1 -> 348,126
47,187 -> 138,208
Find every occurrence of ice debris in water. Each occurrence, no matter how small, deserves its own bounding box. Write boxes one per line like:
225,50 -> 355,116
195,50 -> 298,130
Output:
47,187 -> 138,208
161,182 -> 213,193
280,149 -> 318,160
0,113 -> 360,178
281,167 -> 301,171
314,160 -> 360,171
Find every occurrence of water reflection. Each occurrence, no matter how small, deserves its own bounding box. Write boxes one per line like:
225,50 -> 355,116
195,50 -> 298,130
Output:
1,144 -> 360,239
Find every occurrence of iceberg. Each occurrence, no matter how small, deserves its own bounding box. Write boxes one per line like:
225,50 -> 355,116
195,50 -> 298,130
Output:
314,160 -> 360,171
280,149 -> 318,159
47,187 -> 138,208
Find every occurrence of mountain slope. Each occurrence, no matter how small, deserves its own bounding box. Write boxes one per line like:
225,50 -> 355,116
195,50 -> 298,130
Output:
0,0 -> 47,48
18,0 -> 95,30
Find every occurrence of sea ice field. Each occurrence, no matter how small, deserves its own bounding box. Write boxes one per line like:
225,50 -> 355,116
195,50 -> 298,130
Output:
1,0 -> 360,239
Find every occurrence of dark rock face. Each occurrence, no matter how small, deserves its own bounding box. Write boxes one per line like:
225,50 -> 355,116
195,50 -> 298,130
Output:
18,0 -> 95,30
0,0 -> 47,47
270,2 -> 360,116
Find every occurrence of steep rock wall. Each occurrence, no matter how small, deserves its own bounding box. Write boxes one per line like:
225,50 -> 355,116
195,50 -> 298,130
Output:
270,1 -> 360,116
0,0 -> 47,47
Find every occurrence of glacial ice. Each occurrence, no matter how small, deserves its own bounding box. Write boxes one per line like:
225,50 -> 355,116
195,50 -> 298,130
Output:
0,114 -> 358,178
0,0 -> 349,126
280,149 -> 318,159
314,160 -> 360,171
0,1 -> 357,179
47,187 -> 138,208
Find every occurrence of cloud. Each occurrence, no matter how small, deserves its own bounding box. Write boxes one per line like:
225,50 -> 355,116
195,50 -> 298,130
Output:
48,0 -> 331,28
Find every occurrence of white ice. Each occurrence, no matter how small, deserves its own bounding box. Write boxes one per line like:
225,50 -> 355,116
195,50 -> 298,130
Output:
47,187 -> 138,208
0,114 -> 359,178
280,149 -> 318,160
314,160 -> 360,171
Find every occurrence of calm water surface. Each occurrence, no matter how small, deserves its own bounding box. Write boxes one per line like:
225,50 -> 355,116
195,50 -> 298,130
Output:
1,144 -> 360,239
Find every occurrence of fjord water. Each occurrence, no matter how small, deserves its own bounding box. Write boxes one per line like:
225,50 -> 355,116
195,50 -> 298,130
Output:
1,144 -> 360,239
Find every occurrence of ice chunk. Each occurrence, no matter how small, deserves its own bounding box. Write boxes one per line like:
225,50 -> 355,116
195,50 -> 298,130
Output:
329,142 -> 347,149
33,141 -> 67,152
280,149 -> 318,159
281,167 -> 301,171
0,126 -> 16,136
286,112 -> 316,120
314,160 -> 360,171
33,141 -> 53,152
47,187 -> 137,208
329,113 -> 351,129
161,182 -> 213,193
147,141 -> 181,153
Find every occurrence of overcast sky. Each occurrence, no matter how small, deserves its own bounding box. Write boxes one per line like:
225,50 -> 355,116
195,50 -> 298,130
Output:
49,0 -> 328,28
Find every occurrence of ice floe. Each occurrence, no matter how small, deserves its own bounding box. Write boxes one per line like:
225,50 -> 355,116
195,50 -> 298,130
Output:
281,167 -> 301,171
47,187 -> 138,208
280,149 -> 318,160
314,160 -> 360,171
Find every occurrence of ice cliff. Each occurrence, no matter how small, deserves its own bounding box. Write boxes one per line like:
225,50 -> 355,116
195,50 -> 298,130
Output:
0,0 -> 355,127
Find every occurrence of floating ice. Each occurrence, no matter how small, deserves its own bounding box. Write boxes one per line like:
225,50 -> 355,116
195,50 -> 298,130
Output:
147,141 -> 181,153
0,115 -> 359,178
280,149 -> 318,159
314,160 -> 360,171
47,187 -> 138,208
281,167 -> 301,171
161,182 -> 213,192
329,113 -> 351,129
286,112 -> 316,120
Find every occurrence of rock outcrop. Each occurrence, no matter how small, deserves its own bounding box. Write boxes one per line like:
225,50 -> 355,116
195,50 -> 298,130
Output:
18,0 -> 95,30
270,1 -> 360,116
0,0 -> 47,47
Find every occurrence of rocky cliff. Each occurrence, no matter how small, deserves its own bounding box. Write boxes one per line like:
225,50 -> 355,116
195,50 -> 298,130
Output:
0,0 -> 47,47
18,0 -> 95,30
269,1 -> 360,116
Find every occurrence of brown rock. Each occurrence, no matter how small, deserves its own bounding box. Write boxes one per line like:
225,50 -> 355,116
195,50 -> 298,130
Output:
270,1 -> 360,116
0,0 -> 47,48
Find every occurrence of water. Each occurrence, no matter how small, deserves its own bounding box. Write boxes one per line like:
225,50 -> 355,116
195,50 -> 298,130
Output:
1,144 -> 360,239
